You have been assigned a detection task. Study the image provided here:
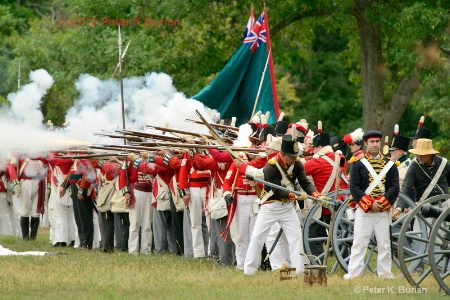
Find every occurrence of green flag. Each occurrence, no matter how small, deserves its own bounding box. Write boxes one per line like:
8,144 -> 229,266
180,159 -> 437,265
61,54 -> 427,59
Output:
192,9 -> 279,125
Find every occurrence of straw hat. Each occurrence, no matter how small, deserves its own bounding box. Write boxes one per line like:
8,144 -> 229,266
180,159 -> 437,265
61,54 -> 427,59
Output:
409,138 -> 439,155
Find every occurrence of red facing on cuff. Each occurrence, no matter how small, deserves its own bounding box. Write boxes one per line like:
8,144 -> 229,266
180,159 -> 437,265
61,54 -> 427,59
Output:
287,193 -> 297,200
311,191 -> 320,198
377,196 -> 391,211
358,195 -> 374,213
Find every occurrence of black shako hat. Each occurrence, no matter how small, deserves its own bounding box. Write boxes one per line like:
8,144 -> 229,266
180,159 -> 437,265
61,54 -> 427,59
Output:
330,136 -> 348,157
259,125 -> 277,142
312,132 -> 331,147
281,135 -> 302,157
363,130 -> 383,141
411,126 -> 432,140
389,135 -> 410,152
275,121 -> 289,136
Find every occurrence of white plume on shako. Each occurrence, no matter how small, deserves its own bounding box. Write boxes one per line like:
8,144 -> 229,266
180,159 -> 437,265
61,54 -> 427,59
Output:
0,70 -> 218,154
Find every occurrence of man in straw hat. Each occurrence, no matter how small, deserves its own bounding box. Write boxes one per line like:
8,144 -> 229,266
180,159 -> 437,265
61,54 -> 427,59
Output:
244,135 -> 328,275
397,139 -> 449,207
344,130 -> 399,280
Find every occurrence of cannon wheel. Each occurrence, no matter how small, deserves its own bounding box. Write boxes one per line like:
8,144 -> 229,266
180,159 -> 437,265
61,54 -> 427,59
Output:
428,197 -> 450,295
302,189 -> 351,271
398,194 -> 450,288
332,192 -> 415,274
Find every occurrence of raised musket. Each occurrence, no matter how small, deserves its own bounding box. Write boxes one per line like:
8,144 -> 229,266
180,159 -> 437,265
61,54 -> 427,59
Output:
145,124 -> 234,144
116,130 -> 187,143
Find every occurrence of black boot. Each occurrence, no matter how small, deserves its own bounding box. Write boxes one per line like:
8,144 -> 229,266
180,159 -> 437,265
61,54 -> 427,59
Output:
20,217 -> 30,240
29,217 -> 40,241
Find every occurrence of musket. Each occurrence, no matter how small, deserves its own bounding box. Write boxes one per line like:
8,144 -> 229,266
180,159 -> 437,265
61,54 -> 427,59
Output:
44,149 -> 96,154
90,144 -> 163,152
245,174 -> 341,210
195,110 -> 241,160
55,153 -> 128,159
145,124 -> 233,144
130,141 -> 266,153
116,130 -> 186,143
94,133 -> 142,141
185,119 -> 238,131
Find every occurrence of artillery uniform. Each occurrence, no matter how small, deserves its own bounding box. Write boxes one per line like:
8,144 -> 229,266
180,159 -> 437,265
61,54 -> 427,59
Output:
244,136 -> 318,275
344,131 -> 399,279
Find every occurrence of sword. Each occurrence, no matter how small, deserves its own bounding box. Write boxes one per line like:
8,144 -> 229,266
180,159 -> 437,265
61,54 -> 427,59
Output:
245,175 -> 341,210
264,228 -> 283,262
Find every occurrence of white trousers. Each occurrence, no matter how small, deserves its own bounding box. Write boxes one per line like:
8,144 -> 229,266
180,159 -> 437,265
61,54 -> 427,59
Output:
265,222 -> 290,270
189,187 -> 208,258
129,190 -> 153,254
19,180 -> 40,218
11,195 -> 21,237
235,194 -> 257,269
346,207 -> 393,278
0,193 -> 13,235
53,202 -> 76,244
244,201 -> 304,275
48,187 -> 56,243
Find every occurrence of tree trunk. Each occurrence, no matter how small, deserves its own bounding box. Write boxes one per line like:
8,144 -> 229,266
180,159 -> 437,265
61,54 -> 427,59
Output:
355,0 -> 420,136
354,1 -> 385,132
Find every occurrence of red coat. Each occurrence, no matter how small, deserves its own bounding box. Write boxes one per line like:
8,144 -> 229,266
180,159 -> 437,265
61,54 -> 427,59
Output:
223,156 -> 267,194
9,155 -> 48,181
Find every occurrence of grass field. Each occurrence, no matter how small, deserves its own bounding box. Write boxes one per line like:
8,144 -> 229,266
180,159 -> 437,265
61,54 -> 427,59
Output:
0,228 -> 444,299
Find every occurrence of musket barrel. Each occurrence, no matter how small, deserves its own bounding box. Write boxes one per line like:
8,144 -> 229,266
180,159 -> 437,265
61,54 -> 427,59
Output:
245,175 -> 338,209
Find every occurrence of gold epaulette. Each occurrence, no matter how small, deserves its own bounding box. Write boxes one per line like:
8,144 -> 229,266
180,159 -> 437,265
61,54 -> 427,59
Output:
348,154 -> 364,164
268,158 -> 276,165
295,157 -> 300,162
395,161 -> 400,167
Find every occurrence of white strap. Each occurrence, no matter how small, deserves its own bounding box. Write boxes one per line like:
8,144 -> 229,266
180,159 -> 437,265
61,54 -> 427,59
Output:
361,158 -> 394,195
321,154 -> 337,194
419,158 -> 447,202
274,158 -> 295,190
258,190 -> 274,205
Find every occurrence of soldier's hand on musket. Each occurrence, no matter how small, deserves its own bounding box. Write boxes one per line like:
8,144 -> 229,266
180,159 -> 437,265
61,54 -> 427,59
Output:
233,158 -> 243,167
157,149 -> 168,157
183,194 -> 191,207
140,152 -> 149,160
224,194 -> 234,205
127,153 -> 139,161
199,134 -> 209,144
109,157 -> 120,164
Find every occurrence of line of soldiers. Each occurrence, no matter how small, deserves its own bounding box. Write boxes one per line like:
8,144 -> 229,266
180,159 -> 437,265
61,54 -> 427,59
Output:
0,114 -> 448,279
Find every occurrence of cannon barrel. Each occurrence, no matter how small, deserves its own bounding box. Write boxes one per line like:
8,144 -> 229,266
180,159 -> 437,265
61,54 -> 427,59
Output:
421,204 -> 450,222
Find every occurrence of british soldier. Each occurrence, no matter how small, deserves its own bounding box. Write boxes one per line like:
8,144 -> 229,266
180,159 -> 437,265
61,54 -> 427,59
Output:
9,153 -> 48,240
304,131 -> 349,258
47,152 -> 76,247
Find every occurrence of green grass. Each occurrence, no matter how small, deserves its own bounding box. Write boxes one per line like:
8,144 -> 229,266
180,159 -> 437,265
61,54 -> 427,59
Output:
0,229 -> 445,299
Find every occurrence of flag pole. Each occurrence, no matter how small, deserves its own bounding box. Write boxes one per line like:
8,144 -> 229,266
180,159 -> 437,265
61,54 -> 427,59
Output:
250,49 -> 271,120
118,25 -> 126,144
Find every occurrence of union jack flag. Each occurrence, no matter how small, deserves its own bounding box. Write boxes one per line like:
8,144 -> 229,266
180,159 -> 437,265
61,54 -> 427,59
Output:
242,8 -> 254,40
243,12 -> 265,53
257,12 -> 267,46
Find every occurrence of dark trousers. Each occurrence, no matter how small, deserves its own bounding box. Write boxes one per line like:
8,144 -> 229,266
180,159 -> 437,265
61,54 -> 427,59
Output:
170,196 -> 184,255
100,211 -> 115,252
71,184 -> 94,248
114,212 -> 129,252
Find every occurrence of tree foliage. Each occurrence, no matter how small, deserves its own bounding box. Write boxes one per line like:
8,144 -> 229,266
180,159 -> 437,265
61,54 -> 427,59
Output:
0,0 -> 449,156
